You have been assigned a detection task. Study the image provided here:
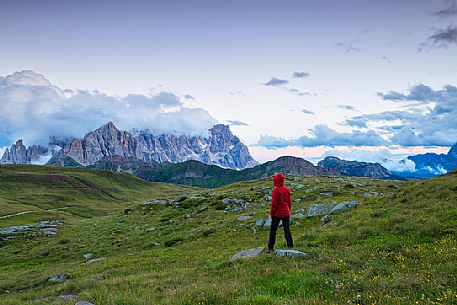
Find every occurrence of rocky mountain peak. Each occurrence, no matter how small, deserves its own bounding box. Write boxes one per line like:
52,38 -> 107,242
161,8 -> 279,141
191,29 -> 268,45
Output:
48,122 -> 258,170
318,156 -> 398,180
1,139 -> 48,164
448,142 -> 457,159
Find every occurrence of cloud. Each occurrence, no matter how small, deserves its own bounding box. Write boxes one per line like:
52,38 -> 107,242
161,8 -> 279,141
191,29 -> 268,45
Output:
230,90 -> 250,98
338,104 -> 357,111
287,88 -> 312,96
334,40 -> 362,53
419,25 -> 457,50
262,77 -> 289,87
347,84 -> 457,146
432,1 -> 457,18
0,70 -> 218,146
257,124 -> 388,148
226,120 -> 249,126
302,109 -> 314,115
183,94 -> 195,100
292,72 -> 310,78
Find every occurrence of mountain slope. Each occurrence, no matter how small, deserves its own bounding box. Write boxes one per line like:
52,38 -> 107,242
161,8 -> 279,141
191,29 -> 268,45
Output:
0,164 -> 195,226
318,156 -> 402,180
0,167 -> 455,304
91,155 -> 339,188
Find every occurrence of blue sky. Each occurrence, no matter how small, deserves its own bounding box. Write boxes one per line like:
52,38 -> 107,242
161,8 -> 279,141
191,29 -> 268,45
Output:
1,0 -> 456,166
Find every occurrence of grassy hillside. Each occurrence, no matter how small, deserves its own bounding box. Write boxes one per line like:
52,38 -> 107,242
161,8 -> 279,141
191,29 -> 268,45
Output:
0,165 -> 195,227
0,167 -> 456,304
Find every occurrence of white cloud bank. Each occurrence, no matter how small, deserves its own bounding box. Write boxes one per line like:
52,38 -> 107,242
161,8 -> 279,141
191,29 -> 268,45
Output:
0,70 -> 218,146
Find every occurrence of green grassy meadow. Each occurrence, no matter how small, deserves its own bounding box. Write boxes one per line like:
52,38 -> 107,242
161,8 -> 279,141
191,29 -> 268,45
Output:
0,165 -> 456,304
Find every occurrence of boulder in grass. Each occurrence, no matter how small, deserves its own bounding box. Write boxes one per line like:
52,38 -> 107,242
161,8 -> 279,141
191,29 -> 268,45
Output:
274,249 -> 307,258
330,200 -> 358,214
255,219 -> 266,227
75,302 -> 96,305
237,215 -> 252,221
307,203 -> 337,217
48,274 -> 68,283
231,247 -> 264,260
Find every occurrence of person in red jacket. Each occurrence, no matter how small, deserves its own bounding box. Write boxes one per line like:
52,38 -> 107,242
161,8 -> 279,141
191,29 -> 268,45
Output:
267,173 -> 294,252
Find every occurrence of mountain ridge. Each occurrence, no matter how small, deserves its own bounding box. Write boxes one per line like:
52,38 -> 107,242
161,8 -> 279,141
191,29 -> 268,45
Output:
2,122 -> 258,170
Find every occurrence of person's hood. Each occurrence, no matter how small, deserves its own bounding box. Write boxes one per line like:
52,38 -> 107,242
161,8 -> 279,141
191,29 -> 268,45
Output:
273,173 -> 285,187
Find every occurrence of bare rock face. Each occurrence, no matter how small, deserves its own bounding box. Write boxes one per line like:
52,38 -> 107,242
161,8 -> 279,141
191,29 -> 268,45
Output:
51,122 -> 258,170
1,140 -> 48,164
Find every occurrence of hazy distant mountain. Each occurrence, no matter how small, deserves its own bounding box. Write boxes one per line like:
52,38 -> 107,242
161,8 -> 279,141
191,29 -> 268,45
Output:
3,122 -> 258,170
0,140 -> 48,165
405,142 -> 457,177
317,156 -> 402,180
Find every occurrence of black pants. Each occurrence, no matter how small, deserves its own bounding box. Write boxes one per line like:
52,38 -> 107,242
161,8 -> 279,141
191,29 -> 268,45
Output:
268,216 -> 293,250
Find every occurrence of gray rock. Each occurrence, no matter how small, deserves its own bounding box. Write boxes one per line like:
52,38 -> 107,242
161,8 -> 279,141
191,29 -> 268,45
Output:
274,249 -> 307,258
330,200 -> 358,214
231,247 -> 264,260
291,213 -> 305,219
56,294 -> 77,301
83,253 -> 93,260
48,274 -> 68,283
264,195 -> 272,201
307,203 -> 337,217
75,301 -> 96,305
237,215 -> 252,221
255,219 -> 266,227
221,198 -> 232,205
85,257 -> 106,264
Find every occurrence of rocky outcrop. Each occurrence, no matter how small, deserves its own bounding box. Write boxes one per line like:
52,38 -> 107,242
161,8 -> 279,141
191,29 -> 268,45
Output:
1,140 -> 48,164
318,156 -> 399,180
51,122 -> 258,170
306,200 -> 358,218
241,156 -> 339,179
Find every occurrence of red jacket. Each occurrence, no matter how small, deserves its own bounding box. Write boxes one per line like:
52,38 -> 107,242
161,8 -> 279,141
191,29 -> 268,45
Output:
270,174 -> 292,217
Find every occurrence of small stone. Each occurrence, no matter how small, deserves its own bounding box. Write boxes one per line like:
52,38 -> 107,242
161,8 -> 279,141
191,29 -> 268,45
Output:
75,301 -> 95,305
221,198 -> 232,205
237,215 -> 252,221
89,274 -> 105,281
231,247 -> 264,260
48,274 -> 68,283
274,249 -> 307,258
56,294 -> 76,301
85,257 -> 106,264
83,253 -> 93,260
255,219 -> 266,227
